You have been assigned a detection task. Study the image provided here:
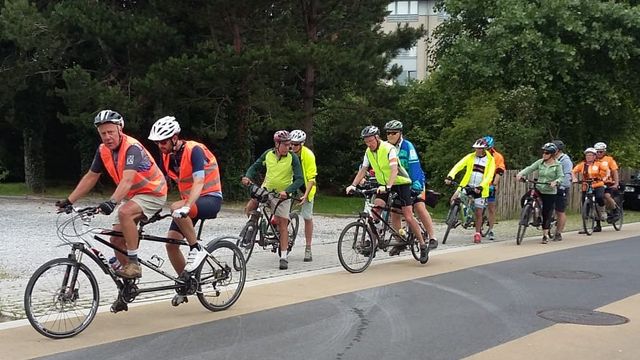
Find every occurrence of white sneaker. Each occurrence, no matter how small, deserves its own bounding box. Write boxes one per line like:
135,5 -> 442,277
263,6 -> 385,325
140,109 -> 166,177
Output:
184,247 -> 209,273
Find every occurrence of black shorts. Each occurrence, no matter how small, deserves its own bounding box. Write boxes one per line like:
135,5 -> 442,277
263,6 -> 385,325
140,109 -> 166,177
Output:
169,195 -> 222,234
377,184 -> 413,209
555,188 -> 568,212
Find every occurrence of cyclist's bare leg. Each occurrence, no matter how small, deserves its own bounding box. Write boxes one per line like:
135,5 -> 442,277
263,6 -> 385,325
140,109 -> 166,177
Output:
166,230 -> 186,274
118,201 -> 144,253
277,215 -> 289,255
413,202 -> 435,240
244,198 -> 258,217
390,211 -> 402,231
401,206 -> 425,246
474,207 -> 484,234
556,210 -> 567,234
603,192 -> 616,209
110,224 -> 128,266
487,202 -> 496,230
304,218 -> 313,247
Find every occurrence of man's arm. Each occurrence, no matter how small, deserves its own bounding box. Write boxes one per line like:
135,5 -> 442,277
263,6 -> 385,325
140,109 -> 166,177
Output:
67,170 -> 101,203
285,153 -> 304,193
110,169 -> 135,203
243,150 -> 268,184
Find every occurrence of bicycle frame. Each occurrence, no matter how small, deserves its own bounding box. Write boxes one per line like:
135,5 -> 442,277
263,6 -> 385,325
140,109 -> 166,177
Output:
237,184 -> 299,263
66,211 -> 213,297
356,188 -> 407,249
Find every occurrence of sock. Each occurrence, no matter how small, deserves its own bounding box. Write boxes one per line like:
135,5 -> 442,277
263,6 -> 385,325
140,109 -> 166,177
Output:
127,249 -> 139,263
281,252 -> 287,260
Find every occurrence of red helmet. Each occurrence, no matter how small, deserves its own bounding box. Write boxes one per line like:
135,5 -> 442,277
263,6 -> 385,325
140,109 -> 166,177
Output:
273,130 -> 291,143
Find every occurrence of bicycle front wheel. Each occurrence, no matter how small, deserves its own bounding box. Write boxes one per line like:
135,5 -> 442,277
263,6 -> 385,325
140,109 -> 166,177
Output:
516,204 -> 532,245
24,258 -> 100,339
442,203 -> 460,244
198,238 -> 246,311
337,221 -> 375,273
581,199 -> 595,235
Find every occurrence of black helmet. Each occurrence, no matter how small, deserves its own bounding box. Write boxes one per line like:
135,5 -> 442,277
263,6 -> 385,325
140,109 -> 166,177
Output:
360,125 -> 379,138
552,139 -> 565,150
383,120 -> 403,132
541,142 -> 558,154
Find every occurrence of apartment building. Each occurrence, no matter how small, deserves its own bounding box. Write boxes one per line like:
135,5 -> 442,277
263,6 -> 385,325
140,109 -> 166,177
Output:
383,0 -> 447,84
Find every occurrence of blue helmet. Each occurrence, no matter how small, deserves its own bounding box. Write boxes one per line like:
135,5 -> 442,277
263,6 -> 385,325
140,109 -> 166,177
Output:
483,135 -> 495,149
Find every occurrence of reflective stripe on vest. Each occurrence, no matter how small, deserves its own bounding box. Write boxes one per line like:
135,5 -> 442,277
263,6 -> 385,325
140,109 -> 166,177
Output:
163,141 -> 222,200
365,141 -> 411,186
99,134 -> 167,199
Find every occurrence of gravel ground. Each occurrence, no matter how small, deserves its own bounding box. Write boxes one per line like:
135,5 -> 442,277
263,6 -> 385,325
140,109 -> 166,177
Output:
0,196 -> 619,321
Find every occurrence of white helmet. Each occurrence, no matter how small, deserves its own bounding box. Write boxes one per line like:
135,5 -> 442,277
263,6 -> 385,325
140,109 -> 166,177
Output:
148,116 -> 180,141
593,142 -> 607,151
472,138 -> 488,149
290,129 -> 306,143
584,147 -> 597,154
94,110 -> 124,128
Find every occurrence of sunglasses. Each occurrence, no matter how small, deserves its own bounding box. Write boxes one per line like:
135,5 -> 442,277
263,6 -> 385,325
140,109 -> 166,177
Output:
290,143 -> 302,147
543,151 -> 552,155
596,150 -> 605,153
386,132 -> 399,135
155,138 -> 171,145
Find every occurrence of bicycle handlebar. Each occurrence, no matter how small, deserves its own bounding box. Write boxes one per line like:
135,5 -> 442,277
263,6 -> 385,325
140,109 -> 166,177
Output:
518,178 -> 551,186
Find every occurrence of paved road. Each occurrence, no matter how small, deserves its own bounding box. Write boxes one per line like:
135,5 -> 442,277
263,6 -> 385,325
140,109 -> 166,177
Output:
2,222 -> 639,359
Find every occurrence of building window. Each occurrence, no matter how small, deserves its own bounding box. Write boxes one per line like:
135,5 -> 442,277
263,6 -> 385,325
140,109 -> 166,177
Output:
387,1 -> 419,15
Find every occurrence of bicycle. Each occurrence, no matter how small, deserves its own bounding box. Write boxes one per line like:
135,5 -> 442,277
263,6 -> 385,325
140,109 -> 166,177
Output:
24,206 -> 246,339
236,184 -> 299,264
442,181 -> 490,244
576,179 -> 600,235
337,184 -> 429,273
515,178 -> 557,245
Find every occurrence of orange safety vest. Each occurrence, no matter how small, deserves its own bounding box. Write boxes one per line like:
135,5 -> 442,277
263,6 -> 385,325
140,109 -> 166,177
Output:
99,134 -> 167,199
572,161 -> 608,191
163,140 -> 221,200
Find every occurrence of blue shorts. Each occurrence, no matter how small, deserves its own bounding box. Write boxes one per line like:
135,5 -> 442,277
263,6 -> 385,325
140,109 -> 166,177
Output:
169,195 -> 222,234
487,185 -> 496,203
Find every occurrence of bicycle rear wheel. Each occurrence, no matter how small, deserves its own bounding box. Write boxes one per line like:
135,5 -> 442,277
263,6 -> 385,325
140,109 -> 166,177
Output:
611,205 -> 624,231
516,204 -> 532,245
442,203 -> 460,244
337,222 -> 375,273
198,238 -> 246,311
236,222 -> 256,264
24,258 -> 99,339
581,200 -> 595,235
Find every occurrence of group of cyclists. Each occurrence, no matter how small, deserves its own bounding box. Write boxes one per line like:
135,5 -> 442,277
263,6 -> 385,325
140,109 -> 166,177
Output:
54,109 -> 623,292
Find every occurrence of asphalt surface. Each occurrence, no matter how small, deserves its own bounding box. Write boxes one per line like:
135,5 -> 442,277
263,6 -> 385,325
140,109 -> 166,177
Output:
9,228 -> 638,360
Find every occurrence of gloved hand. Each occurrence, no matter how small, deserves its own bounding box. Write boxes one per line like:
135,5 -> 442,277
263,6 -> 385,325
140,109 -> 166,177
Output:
55,198 -> 73,213
98,200 -> 117,215
345,185 -> 356,194
377,185 -> 388,194
172,206 -> 191,218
